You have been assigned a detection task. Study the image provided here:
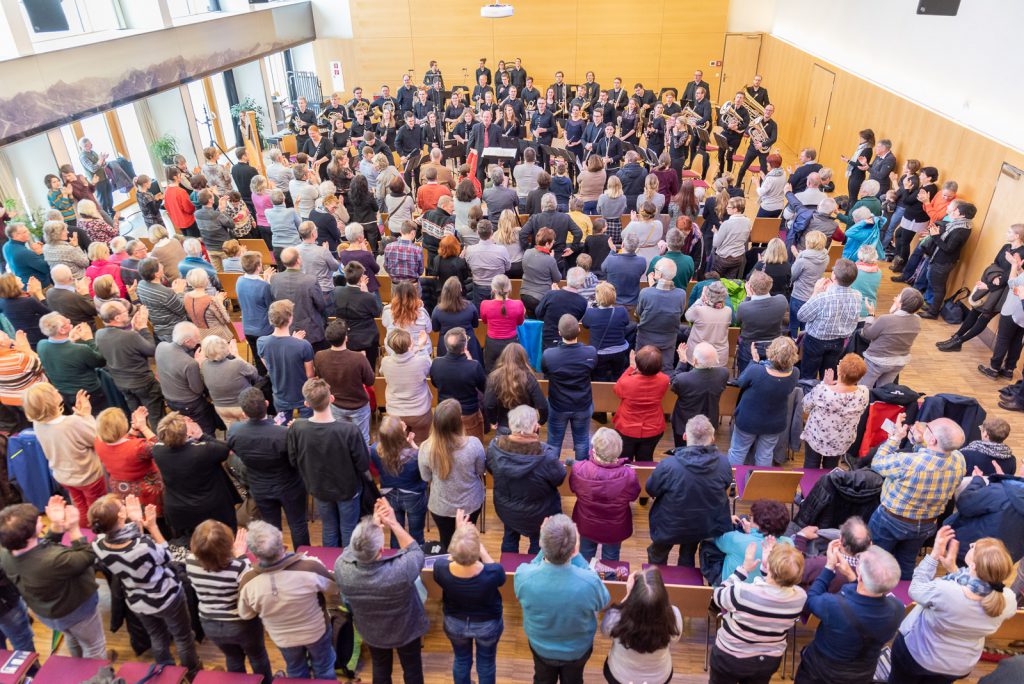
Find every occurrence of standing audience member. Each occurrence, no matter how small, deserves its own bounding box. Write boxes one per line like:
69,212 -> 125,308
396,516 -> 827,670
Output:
684,281 -> 732,367
288,378 -> 371,548
93,407 -> 162,511
487,405 -> 565,554
44,264 -> 95,326
668,343 -> 729,446
515,515 -> 611,684
613,346 -> 670,461
536,267 -> 589,350
136,258 -> 188,342
258,300 -> 315,420
798,259 -> 862,380
380,328 -> 434,443
95,301 -> 164,429
541,315 -> 597,462
801,354 -> 871,469
198,335 -> 258,428
570,427 -> 641,562
483,344 -> 549,432
36,312 -> 107,411
383,221 -> 425,283
314,319 -> 375,444
788,231 -> 829,337
860,287 -> 924,387
466,220 -> 511,308
430,328 -> 488,440
382,281 -> 432,356
601,568 -> 682,684
0,273 -> 49,347
155,322 -> 218,435
711,197 -> 752,278
637,259 -> 686,372
582,282 -> 634,381
370,416 -> 427,546
227,387 -> 310,547
603,234 -> 647,310
646,415 -> 732,566
335,500 -> 428,684
333,261 -> 384,370
270,247 -> 327,350
183,270 -> 234,341
520,228 -> 562,319
728,336 -> 799,466
238,521 -> 338,680
479,274 -> 524,370
735,271 -> 788,373
236,252 -> 274,376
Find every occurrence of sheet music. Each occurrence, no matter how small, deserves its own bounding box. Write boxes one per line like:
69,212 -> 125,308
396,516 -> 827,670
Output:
482,147 -> 516,158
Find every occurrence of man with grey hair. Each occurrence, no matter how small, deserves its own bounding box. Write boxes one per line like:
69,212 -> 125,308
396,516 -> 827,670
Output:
335,499 -> 427,682
486,404 -> 565,553
44,263 -> 96,327
867,413 -> 965,579
796,543 -> 904,683
638,256 -> 687,371
177,237 -> 221,290
541,314 -> 596,462
519,192 -> 584,274
41,219 -> 90,279
155,321 -> 218,435
36,311 -> 107,412
118,239 -> 149,288
95,300 -> 163,430
646,414 -> 733,566
3,222 -> 50,286
238,520 -> 339,680
647,228 -> 695,289
136,257 -> 188,342
482,166 -> 518,221
603,232 -> 648,308
669,340 -> 729,446
266,148 -> 294,198
783,171 -> 827,221
295,220 -> 339,313
430,327 -> 487,439
515,513 -> 610,682
271,246 -> 327,350
464,219 -> 510,307
536,267 -> 588,349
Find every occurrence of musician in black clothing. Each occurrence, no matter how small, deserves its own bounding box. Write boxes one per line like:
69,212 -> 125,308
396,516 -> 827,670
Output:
716,92 -> 749,177
396,74 -> 417,112
359,130 -> 391,159
471,74 -> 493,110
468,109 -> 501,181
583,72 -> 600,105
594,91 -> 615,125
496,72 -> 512,102
686,87 -> 712,179
521,77 -> 540,111
569,85 -> 590,116
500,86 -> 526,120
530,99 -> 556,165
681,70 -> 711,109
668,116 -> 690,172
376,109 -> 398,150
395,112 -> 423,163
302,124 -> 334,182
499,104 -> 522,140
321,93 -> 348,124
549,72 -> 569,118
509,58 -> 527,90
597,122 -> 622,171
349,109 -> 369,145
478,91 -> 499,120
371,85 -> 396,113
475,58 -> 491,86
289,97 -> 317,150
633,83 -> 656,112
645,103 -> 667,157
423,111 -> 443,150
330,118 -> 349,150
413,90 -> 434,124
736,104 -> 777,185
347,87 -> 370,117
582,110 -> 606,160
662,91 -> 682,117
745,75 -> 770,107
608,77 -> 628,117
423,61 -> 444,89
452,108 -> 476,147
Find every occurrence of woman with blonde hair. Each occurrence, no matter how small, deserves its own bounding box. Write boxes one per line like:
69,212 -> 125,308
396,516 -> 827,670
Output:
578,154 -> 607,214
250,175 -> 273,248
479,274 -> 524,370
383,174 -> 413,236
25,382 -> 105,513
374,152 -> 404,207
77,199 -> 117,244
622,201 -> 663,264
636,173 -> 666,213
370,415 -> 427,546
789,230 -> 829,337
567,196 -> 593,243
202,146 -> 233,196
598,175 -> 628,244
183,269 -> 234,341
149,224 -> 186,280
417,398 -> 486,551
754,237 -> 792,296
728,336 -> 800,466
0,272 -> 50,346
890,528 -> 1016,683
93,273 -> 136,314
198,335 -> 258,427
494,210 -> 523,277
94,406 -> 163,511
382,281 -> 432,356
85,242 -> 127,297
380,328 -> 433,443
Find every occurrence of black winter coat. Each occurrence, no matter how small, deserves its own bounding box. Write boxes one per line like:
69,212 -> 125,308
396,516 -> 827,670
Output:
645,445 -> 732,544
485,438 -> 565,536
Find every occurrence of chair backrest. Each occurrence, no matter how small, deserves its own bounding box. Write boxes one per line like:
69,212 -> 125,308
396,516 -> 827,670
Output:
990,610 -> 1024,642
827,242 -> 843,271
377,274 -> 393,303
749,216 -> 780,244
218,272 -> 242,304
737,469 -> 804,506
238,239 -> 274,268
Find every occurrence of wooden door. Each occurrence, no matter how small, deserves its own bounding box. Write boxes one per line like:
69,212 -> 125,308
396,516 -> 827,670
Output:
800,64 -> 835,152
719,33 -> 762,106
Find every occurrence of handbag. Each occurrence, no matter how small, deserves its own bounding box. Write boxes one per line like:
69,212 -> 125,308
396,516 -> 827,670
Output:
359,471 -> 382,516
940,286 -> 971,324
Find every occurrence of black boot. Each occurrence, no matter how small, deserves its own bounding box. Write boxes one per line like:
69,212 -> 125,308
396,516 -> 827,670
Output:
936,335 -> 962,352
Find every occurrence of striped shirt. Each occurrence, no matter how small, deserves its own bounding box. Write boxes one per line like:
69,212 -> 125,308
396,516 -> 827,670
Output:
186,554 -> 250,621
713,566 -> 807,658
0,345 -> 45,406
872,436 -> 966,520
93,535 -> 181,615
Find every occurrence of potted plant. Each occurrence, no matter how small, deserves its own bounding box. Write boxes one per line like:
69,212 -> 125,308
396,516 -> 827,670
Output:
230,97 -> 267,147
151,134 -> 178,165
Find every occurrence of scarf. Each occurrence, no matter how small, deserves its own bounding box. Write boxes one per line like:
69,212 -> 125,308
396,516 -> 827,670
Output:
963,439 -> 1015,462
103,522 -> 143,544
941,567 -> 1003,595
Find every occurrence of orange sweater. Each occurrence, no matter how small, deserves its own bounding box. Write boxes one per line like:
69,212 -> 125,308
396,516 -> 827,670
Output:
923,192 -> 956,224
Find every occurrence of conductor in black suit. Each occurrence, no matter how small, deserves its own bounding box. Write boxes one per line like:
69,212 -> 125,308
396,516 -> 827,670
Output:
468,108 -> 502,183
681,70 -> 712,109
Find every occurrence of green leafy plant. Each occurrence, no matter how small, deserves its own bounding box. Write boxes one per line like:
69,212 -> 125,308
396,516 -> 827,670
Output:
151,134 -> 179,165
230,97 -> 267,146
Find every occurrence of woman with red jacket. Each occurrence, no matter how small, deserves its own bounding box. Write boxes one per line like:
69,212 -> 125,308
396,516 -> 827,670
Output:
163,166 -> 198,238
612,345 -> 671,461
569,427 -> 641,561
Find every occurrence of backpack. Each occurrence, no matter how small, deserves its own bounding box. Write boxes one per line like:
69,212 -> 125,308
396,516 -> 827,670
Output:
6,429 -> 59,509
329,604 -> 362,678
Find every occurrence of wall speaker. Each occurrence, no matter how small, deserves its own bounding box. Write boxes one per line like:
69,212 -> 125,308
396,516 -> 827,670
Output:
917,0 -> 961,16
24,0 -> 70,32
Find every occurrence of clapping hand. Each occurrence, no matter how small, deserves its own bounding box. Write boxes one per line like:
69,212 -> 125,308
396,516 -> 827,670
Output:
73,390 -> 91,417
171,279 -> 188,294
864,300 -> 876,316
930,525 -> 960,573
889,413 -> 910,440
676,341 -> 688,360
261,266 -> 276,282
45,495 -> 68,532
232,528 -> 249,557
130,406 -> 149,432
750,342 -> 760,364
131,306 -> 149,331
822,368 -> 836,386
125,494 -> 144,524
27,277 -> 43,298
741,542 -> 760,573
75,278 -> 91,296
455,508 -> 470,530
292,329 -> 307,339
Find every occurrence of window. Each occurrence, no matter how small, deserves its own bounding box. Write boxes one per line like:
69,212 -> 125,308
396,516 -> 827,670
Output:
19,0 -> 122,41
115,104 -> 156,180
0,134 -> 58,216
167,0 -> 216,19
264,52 -> 289,99
58,113 -> 131,207
210,73 -> 235,152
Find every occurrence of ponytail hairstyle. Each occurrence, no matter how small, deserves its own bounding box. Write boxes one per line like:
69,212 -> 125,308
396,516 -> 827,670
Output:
713,176 -> 730,221
972,538 -> 1013,618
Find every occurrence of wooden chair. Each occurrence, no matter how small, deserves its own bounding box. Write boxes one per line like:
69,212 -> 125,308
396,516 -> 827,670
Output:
239,239 -> 274,268
510,279 -> 522,299
732,468 -> 805,513
517,214 -> 530,227
749,217 -> 780,244
990,610 -> 1024,642
591,382 -> 619,414
218,272 -> 242,305
827,242 -> 844,271
620,214 -> 632,229
727,327 -> 740,361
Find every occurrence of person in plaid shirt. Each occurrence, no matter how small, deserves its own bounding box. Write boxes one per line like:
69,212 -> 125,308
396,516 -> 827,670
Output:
383,220 -> 424,282
867,412 -> 966,579
797,258 -> 862,380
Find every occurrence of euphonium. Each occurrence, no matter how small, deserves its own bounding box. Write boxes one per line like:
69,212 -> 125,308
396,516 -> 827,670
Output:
748,117 -> 770,149
721,103 -> 742,131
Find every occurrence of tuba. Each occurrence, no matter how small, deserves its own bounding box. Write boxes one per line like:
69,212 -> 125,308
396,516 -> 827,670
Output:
740,91 -> 766,120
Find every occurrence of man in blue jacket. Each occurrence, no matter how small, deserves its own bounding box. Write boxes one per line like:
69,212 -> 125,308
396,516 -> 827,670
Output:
3,224 -> 51,287
646,414 -> 732,566
236,251 -> 274,375
541,314 -> 596,462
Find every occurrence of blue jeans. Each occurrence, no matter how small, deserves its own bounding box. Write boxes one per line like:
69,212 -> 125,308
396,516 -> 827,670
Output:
330,402 -> 372,445
789,297 -> 805,338
316,489 -> 362,547
278,625 -> 336,680
386,488 -> 427,547
883,205 -> 906,250
0,600 -> 36,652
501,527 -> 540,554
582,200 -> 598,214
578,537 -> 621,561
728,426 -> 780,467
37,592 -> 106,658
201,617 -> 272,682
735,340 -> 770,375
444,615 -> 503,684
547,405 -> 592,461
868,507 -> 937,580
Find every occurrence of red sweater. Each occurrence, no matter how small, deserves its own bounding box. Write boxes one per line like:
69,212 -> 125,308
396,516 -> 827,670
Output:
613,369 -> 670,438
164,185 -> 195,229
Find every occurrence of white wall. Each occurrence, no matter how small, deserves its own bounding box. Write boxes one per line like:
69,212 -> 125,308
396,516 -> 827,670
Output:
0,133 -> 57,213
231,60 -> 272,143
727,0 -> 778,33
769,0 -> 1024,151
309,0 -> 352,38
146,88 -> 199,167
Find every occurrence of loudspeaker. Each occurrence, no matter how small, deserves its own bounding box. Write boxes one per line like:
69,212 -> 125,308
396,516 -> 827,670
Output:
23,0 -> 70,33
917,0 -> 961,16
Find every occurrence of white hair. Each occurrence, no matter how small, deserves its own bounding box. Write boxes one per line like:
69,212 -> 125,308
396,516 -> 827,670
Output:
852,206 -> 874,223
566,266 -> 586,290
185,268 -> 210,289
857,244 -> 878,263
655,258 -> 677,281
591,427 -> 623,463
508,405 -> 539,435
857,546 -> 901,595
172,321 -> 200,346
344,223 -> 364,242
246,520 -> 285,563
39,312 -> 67,338
183,238 -> 204,257
200,335 -> 229,362
540,192 -> 557,212
693,342 -> 720,368
539,515 -> 577,565
50,264 -> 72,285
684,415 -> 715,446
349,515 -> 385,563
622,233 -> 640,254
859,179 -> 880,197
109,236 -> 127,254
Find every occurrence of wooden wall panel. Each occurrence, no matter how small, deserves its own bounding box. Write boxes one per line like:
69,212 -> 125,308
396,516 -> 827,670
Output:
407,0 -> 494,38
660,33 -> 727,102
662,1 -> 728,32
348,0 -> 411,39
577,35 -> 661,87
506,42 -> 579,90
578,0 -> 663,34
349,39 -> 415,92
491,3 -> 576,39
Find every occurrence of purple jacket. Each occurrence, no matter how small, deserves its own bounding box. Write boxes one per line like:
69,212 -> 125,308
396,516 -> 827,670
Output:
569,458 -> 641,545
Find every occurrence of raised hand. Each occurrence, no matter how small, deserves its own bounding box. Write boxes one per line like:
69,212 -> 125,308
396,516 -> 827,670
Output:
822,368 -> 836,386
125,494 -> 143,524
741,541 -> 759,573
171,279 -> 188,294
64,504 -> 81,530
799,525 -> 819,540
45,495 -> 67,531
143,504 -> 159,530
292,329 -> 307,339
825,538 -> 841,569
890,413 -> 909,440
193,347 -> 206,366
232,528 -> 249,557
131,406 -> 149,432
73,390 -> 91,417
455,508 -> 469,529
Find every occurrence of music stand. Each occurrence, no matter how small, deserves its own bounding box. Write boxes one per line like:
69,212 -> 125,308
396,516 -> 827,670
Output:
412,152 -> 430,192
443,140 -> 465,167
640,146 -> 660,166
545,146 -> 574,173
402,149 -> 422,188
659,87 -> 679,100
